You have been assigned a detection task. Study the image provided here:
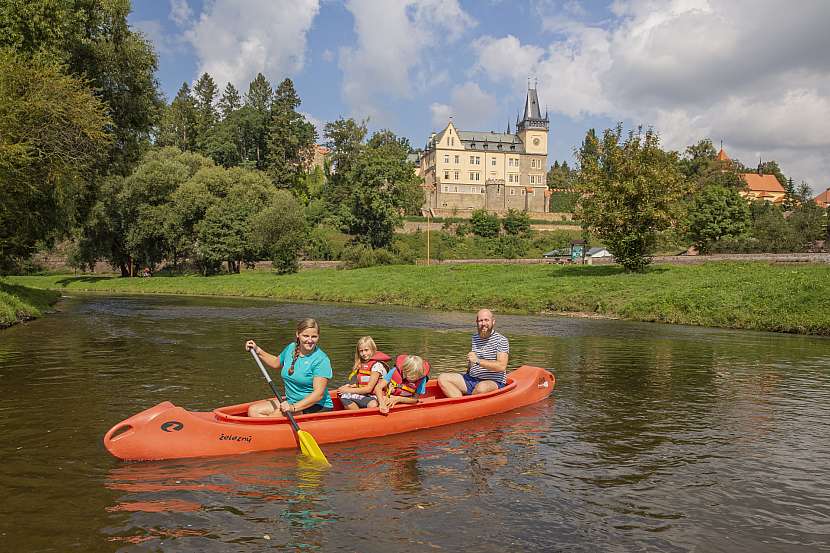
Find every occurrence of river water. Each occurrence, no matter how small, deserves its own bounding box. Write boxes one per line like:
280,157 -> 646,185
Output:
0,294 -> 829,552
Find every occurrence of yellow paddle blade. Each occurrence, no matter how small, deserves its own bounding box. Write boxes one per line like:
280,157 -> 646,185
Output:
297,430 -> 330,466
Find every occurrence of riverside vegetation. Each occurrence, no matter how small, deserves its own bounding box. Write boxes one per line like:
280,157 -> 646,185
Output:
7,261 -> 830,335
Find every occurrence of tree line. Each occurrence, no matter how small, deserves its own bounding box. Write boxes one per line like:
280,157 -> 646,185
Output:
0,0 -> 423,276
549,128 -> 828,271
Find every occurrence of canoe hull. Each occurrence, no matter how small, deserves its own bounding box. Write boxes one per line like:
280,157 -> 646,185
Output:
104,365 -> 555,461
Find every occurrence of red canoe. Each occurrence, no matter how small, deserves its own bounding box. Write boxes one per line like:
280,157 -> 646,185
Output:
104,365 -> 555,461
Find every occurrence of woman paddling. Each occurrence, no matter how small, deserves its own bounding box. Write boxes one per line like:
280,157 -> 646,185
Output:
245,318 -> 334,417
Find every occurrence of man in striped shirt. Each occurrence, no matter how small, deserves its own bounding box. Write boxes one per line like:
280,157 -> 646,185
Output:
437,309 -> 509,398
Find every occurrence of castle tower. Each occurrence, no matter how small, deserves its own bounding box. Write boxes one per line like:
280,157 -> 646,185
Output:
516,86 -> 549,155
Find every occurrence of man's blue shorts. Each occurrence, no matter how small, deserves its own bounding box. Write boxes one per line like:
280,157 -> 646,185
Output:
462,373 -> 506,395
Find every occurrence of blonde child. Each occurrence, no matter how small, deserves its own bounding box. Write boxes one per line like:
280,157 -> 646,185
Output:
374,354 -> 430,415
336,336 -> 390,410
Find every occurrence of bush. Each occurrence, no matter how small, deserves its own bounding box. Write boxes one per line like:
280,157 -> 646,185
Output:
304,228 -> 334,260
549,191 -> 580,213
493,235 -> 529,258
502,209 -> 531,235
470,209 -> 500,238
455,223 -> 472,237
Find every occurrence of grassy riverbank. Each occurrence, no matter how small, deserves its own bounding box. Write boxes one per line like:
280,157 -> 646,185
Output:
0,280 -> 61,327
7,262 -> 830,335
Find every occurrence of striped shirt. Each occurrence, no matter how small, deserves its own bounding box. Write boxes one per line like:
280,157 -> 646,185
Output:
469,331 -> 509,385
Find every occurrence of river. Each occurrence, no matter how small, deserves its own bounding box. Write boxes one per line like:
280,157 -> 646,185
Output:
1,294 -> 829,552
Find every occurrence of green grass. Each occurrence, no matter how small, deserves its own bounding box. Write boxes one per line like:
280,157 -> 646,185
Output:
7,262 -> 830,335
0,280 -> 61,327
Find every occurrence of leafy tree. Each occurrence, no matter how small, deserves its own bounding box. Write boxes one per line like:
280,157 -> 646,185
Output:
267,78 -> 317,194
322,117 -> 368,212
76,147 -> 213,274
193,169 -> 276,274
0,49 -> 112,268
576,125 -> 688,272
502,209 -> 531,235
0,0 -> 162,173
751,207 -> 797,253
679,138 -> 744,191
685,186 -> 750,252
470,209 -> 501,238
341,130 -> 424,248
788,201 -> 827,247
249,191 -> 307,273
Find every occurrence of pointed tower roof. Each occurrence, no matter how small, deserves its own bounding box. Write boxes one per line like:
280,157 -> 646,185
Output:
716,148 -> 730,162
517,86 -> 549,132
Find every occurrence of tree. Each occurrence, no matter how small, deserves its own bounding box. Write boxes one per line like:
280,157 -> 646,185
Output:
192,72 -> 219,153
679,138 -> 744,191
322,117 -> 369,222
244,73 -> 273,169
76,147 -> 213,275
217,82 -> 241,119
249,191 -> 307,273
788,201 -> 826,248
342,130 -> 424,248
470,209 -> 501,238
502,209 -> 531,236
0,0 -> 162,173
0,49 -> 112,268
576,125 -> 688,272
685,186 -> 750,252
156,83 -> 198,151
266,78 -> 317,194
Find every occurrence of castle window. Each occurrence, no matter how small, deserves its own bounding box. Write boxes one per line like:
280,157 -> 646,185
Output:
444,154 -> 449,163
469,155 -> 475,164
491,158 -> 496,166
443,186 -> 448,192
471,187 -> 477,193
454,186 -> 458,192
454,155 -> 459,163
510,189 -> 515,195
454,170 -> 459,180
444,170 -> 450,180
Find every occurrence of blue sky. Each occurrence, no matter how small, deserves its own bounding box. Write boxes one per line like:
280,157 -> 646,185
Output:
130,0 -> 830,193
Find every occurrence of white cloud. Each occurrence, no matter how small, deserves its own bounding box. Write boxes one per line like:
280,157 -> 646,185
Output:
184,0 -> 320,92
339,0 -> 475,122
429,81 -> 498,131
169,0 -> 193,27
321,49 -> 334,63
474,0 -> 830,192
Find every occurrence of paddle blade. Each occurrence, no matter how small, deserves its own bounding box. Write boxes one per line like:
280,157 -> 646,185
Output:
296,430 -> 330,466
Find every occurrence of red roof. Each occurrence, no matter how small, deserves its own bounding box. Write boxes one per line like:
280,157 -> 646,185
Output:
815,188 -> 830,208
741,173 -> 785,193
716,148 -> 730,161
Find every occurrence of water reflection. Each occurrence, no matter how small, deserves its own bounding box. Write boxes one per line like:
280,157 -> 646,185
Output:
2,294 -> 830,552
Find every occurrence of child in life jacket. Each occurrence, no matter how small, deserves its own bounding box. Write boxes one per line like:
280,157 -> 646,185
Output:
336,336 -> 390,410
374,354 -> 430,415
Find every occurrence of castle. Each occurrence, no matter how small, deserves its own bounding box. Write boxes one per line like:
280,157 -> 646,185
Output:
416,86 -> 550,213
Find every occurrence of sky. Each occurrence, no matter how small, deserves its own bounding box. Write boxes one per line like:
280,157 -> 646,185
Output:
130,0 -> 830,195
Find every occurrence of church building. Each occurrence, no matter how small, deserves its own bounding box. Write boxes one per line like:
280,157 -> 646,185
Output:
417,86 -> 550,213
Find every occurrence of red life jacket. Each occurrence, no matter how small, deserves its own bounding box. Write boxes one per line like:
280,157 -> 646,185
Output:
386,354 -> 430,397
348,351 -> 391,386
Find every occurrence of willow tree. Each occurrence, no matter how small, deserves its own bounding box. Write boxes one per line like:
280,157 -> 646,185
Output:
576,125 -> 688,272
0,49 -> 112,268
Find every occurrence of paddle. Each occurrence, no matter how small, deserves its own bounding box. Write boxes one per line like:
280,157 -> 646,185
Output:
249,349 -> 330,466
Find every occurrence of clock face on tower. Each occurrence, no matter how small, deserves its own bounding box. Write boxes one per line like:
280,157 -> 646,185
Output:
533,137 -> 540,146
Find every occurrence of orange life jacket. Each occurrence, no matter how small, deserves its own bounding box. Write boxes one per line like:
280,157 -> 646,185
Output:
386,354 -> 430,397
348,351 -> 391,386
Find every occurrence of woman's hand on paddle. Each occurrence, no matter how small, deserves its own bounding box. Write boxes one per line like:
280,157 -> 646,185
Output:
245,340 -> 260,354
279,400 -> 294,414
